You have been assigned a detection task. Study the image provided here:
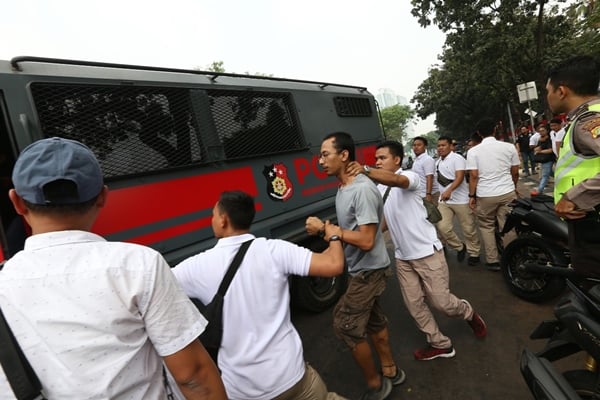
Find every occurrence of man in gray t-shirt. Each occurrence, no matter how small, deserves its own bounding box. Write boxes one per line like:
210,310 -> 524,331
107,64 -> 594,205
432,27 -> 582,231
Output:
335,173 -> 390,274
306,132 -> 403,400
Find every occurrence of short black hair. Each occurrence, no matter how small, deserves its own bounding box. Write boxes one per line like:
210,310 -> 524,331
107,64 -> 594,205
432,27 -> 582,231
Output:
218,191 -> 255,230
377,140 -> 404,164
550,118 -> 562,125
470,132 -> 483,144
322,131 -> 356,162
437,135 -> 453,145
412,136 -> 428,146
475,118 -> 496,137
547,55 -> 600,96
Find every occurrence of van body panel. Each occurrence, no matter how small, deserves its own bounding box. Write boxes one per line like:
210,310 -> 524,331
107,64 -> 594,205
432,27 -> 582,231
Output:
0,57 -> 384,310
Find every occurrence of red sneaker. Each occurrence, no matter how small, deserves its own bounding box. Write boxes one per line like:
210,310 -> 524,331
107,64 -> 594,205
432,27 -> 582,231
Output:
468,312 -> 488,338
530,190 -> 539,197
414,346 -> 455,361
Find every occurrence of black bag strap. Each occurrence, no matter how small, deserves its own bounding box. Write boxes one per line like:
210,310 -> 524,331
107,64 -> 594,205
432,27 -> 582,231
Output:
0,307 -> 45,400
382,186 -> 392,204
216,239 -> 253,297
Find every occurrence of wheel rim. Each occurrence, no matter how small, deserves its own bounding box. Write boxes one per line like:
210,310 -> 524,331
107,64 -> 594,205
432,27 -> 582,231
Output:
308,276 -> 336,297
505,242 -> 555,293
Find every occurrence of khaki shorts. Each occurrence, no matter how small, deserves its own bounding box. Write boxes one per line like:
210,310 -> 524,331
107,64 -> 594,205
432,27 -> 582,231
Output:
333,267 -> 391,348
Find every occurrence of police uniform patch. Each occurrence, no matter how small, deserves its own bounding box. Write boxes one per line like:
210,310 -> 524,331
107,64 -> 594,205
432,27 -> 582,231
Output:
582,118 -> 600,139
262,163 -> 294,201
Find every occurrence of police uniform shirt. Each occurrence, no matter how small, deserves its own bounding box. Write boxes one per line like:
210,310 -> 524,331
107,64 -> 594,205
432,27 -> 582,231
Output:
563,98 -> 600,210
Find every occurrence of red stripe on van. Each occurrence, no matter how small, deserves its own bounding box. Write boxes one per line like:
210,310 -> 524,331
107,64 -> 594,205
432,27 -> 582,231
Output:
93,167 -> 258,237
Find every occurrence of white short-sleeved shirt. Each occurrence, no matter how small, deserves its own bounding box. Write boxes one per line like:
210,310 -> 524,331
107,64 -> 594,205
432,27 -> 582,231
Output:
411,152 -> 439,197
173,234 -> 311,400
435,151 -> 469,205
466,136 -> 520,197
380,169 -> 442,260
529,131 -> 541,147
0,231 -> 205,400
551,128 -> 566,156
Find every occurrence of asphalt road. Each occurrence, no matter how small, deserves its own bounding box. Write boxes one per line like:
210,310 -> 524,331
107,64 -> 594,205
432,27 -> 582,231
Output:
292,171 -> 583,399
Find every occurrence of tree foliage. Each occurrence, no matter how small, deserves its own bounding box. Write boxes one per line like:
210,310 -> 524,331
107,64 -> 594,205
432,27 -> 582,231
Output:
410,0 -> 600,139
379,104 -> 415,143
206,61 -> 226,73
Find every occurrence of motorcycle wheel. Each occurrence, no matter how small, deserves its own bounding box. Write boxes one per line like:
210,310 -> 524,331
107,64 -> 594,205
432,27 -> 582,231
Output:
500,235 -> 567,303
563,370 -> 600,399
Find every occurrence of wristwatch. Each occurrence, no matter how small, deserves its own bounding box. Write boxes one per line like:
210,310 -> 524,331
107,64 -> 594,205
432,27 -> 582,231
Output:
329,235 -> 342,242
363,165 -> 371,175
468,193 -> 477,198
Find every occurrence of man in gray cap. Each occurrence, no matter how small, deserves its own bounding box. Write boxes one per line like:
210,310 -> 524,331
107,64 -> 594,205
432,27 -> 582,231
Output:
0,137 -> 226,399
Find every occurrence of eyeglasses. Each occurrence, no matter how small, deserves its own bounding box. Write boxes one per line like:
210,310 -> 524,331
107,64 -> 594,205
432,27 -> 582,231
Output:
319,151 -> 338,159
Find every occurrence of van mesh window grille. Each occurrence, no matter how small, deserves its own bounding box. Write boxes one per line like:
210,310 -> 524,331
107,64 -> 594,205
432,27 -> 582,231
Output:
206,89 -> 304,159
30,83 -> 202,178
30,83 -> 306,178
334,96 -> 373,117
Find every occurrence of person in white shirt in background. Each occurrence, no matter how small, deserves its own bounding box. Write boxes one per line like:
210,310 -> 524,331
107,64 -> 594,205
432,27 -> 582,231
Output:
411,136 -> 439,202
466,118 -> 520,270
550,117 -> 566,158
435,136 -> 481,266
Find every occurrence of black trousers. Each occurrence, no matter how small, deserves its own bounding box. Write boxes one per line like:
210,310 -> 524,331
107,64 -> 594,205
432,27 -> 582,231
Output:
568,213 -> 600,279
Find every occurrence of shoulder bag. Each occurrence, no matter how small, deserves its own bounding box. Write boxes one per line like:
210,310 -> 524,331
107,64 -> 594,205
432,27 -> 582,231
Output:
191,239 -> 253,364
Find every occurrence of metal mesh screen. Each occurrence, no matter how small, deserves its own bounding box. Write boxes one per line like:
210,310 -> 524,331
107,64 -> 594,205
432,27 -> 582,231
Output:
30,83 -> 203,179
30,83 -> 305,179
334,96 -> 373,117
206,89 -> 304,159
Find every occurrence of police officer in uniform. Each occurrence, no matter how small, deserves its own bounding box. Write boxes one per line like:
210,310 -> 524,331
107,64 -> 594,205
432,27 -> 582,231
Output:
548,55 -> 600,278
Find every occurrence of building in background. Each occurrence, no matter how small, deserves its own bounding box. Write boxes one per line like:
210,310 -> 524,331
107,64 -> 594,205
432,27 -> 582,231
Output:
375,88 -> 415,139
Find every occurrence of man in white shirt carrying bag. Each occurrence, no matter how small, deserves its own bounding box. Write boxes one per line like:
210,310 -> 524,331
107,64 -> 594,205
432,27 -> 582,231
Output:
435,136 -> 481,266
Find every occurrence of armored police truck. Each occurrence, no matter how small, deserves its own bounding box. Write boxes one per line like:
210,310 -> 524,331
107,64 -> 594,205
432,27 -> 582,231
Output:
0,56 -> 384,311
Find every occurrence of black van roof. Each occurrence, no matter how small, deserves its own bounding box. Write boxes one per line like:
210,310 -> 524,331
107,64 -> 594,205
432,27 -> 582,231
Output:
7,56 -> 369,93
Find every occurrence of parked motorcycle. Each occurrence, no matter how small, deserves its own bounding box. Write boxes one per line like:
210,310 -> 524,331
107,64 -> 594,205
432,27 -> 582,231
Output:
521,279 -> 600,399
500,194 -> 572,302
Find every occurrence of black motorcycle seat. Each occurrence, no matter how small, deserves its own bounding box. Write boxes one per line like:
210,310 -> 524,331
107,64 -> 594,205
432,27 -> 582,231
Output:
531,194 -> 555,203
512,195 -> 556,214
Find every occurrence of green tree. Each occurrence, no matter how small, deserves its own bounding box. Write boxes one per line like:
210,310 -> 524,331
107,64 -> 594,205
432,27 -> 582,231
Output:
380,104 -> 415,142
409,0 -> 600,139
206,61 -> 226,73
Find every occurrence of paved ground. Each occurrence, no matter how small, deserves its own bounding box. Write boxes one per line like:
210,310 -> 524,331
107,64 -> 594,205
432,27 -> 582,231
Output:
292,169 -> 581,399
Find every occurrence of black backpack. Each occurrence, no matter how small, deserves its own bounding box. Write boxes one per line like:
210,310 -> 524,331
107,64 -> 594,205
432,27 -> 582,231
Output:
191,240 -> 253,364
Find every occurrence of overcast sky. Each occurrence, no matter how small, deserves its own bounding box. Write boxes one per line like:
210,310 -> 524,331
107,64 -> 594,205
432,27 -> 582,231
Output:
1,0 -> 445,134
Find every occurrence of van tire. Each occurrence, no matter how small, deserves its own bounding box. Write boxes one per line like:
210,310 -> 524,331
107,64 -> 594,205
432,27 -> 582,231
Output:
291,237 -> 347,313
291,274 -> 348,313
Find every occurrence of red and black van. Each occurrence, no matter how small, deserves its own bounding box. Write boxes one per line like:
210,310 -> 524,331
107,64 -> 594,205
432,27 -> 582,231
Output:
0,56 -> 383,311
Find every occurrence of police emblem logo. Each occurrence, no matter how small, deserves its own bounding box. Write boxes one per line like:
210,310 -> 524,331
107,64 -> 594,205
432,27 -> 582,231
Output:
582,118 -> 600,139
262,163 -> 293,201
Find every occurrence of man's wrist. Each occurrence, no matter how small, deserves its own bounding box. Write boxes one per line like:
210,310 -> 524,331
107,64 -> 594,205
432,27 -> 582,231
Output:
468,193 -> 477,198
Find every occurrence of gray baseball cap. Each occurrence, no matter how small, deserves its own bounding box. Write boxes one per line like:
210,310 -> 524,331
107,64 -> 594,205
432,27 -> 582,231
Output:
12,137 -> 103,205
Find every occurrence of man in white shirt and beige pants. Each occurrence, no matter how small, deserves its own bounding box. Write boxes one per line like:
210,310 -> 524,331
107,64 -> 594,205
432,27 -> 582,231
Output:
466,118 -> 520,270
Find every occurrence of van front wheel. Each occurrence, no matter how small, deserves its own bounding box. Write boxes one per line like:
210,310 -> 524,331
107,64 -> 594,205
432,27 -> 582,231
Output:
291,274 -> 347,313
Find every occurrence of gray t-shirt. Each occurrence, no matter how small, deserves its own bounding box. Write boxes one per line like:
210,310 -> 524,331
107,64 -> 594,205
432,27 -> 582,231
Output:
335,174 -> 390,275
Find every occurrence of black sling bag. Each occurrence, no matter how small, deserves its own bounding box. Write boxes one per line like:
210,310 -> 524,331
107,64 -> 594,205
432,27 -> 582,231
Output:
0,307 -> 45,400
191,239 -> 253,364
